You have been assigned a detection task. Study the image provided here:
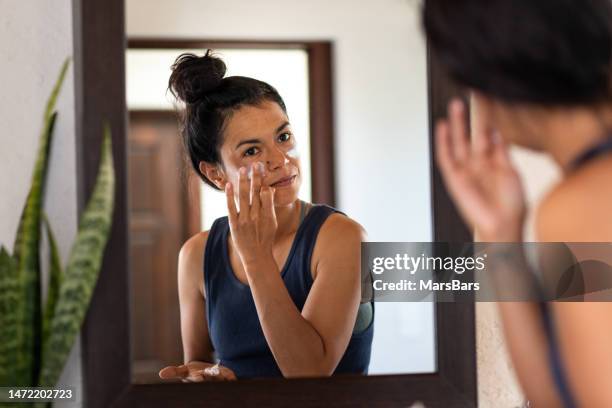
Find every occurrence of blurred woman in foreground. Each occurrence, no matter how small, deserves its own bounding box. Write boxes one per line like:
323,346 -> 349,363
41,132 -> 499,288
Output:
424,0 -> 612,406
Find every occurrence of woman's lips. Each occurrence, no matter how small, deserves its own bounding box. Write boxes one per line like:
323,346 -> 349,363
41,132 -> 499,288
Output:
270,175 -> 296,188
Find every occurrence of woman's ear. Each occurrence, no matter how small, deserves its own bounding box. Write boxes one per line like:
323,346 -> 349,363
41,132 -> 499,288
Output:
199,161 -> 226,190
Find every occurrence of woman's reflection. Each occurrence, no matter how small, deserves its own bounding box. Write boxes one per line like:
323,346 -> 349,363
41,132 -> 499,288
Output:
158,50 -> 374,381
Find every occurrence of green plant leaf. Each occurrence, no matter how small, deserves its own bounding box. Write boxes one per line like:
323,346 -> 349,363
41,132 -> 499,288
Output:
9,58 -> 70,387
10,111 -> 57,387
38,127 -> 115,387
13,57 -> 70,257
42,58 -> 71,123
0,247 -> 20,386
41,214 -> 63,364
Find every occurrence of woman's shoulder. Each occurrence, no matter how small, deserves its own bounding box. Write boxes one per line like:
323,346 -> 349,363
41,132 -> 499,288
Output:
320,211 -> 366,239
536,159 -> 612,241
179,230 -> 210,265
178,230 -> 211,297
306,203 -> 365,239
312,206 -> 366,254
309,207 -> 365,279
179,216 -> 230,262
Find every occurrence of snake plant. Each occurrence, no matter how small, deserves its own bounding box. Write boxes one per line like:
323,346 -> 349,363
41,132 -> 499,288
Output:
0,58 -> 115,406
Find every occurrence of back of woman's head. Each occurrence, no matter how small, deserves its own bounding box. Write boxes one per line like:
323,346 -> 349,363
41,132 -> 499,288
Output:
423,0 -> 612,106
168,50 -> 287,189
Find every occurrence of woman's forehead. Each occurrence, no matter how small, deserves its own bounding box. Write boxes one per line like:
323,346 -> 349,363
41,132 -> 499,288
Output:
223,101 -> 289,142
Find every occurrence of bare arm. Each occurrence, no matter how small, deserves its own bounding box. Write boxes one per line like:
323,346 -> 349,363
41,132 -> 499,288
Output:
485,245 -> 564,407
159,232 -> 236,382
246,215 -> 364,377
537,193 -> 612,406
225,163 -> 365,377
177,232 -> 214,364
434,99 -> 562,406
496,302 -> 564,407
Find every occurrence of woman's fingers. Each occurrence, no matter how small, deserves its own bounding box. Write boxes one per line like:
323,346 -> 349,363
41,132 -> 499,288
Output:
250,162 -> 263,216
238,167 -> 250,221
182,373 -> 205,383
492,131 -> 514,168
159,363 -> 237,383
436,118 -> 491,226
448,99 -> 470,162
226,183 -> 238,224
222,368 -> 237,381
472,110 -> 494,156
260,187 -> 276,222
195,366 -> 237,382
159,364 -> 189,379
435,120 -> 458,176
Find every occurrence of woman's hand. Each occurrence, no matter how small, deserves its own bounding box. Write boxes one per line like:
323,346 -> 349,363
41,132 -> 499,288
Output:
435,99 -> 526,241
158,361 -> 237,382
225,162 -> 278,267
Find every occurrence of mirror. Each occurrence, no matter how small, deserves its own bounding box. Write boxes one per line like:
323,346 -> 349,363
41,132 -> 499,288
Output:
124,0 -> 435,383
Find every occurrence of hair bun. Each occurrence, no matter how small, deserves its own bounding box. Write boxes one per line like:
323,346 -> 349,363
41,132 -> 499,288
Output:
168,50 -> 227,104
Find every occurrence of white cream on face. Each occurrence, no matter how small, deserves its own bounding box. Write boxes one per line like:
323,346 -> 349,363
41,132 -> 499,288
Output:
286,146 -> 300,159
245,162 -> 267,180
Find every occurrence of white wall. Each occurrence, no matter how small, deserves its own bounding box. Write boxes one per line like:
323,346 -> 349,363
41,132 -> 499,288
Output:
126,0 -> 436,374
0,1 -> 81,406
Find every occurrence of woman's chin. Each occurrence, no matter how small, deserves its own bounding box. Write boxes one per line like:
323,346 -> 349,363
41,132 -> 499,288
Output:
271,179 -> 301,207
272,189 -> 300,207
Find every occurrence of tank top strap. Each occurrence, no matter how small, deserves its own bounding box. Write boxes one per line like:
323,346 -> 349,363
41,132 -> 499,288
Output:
539,303 -> 577,408
569,137 -> 612,171
286,204 -> 344,292
297,203 -> 342,232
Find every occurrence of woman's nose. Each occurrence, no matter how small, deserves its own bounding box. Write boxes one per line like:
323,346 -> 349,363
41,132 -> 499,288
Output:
266,147 -> 289,170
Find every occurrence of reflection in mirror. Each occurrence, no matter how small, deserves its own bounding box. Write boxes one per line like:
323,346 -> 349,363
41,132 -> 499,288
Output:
126,0 -> 434,384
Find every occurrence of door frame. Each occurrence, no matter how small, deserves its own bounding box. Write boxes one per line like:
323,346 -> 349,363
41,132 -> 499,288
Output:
128,110 -> 202,238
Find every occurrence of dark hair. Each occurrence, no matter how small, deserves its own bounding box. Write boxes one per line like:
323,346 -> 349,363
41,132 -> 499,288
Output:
168,50 -> 287,189
423,0 -> 612,105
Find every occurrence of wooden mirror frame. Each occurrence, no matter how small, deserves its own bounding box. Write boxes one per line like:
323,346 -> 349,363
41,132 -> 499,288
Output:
73,1 -> 476,407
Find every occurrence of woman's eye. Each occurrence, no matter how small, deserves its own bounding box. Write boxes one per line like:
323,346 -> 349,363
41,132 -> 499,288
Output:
243,147 -> 259,157
278,132 -> 291,142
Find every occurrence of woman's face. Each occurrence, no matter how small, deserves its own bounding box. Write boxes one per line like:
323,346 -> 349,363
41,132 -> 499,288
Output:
215,100 -> 302,207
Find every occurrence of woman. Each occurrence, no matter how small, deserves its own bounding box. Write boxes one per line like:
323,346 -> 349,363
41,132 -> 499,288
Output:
158,51 -> 373,381
424,0 -> 612,406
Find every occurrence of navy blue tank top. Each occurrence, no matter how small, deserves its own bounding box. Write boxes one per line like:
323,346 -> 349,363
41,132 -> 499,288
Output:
203,204 -> 374,379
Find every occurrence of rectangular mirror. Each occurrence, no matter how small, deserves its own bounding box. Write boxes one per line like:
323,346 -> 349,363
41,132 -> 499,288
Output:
74,0 -> 476,406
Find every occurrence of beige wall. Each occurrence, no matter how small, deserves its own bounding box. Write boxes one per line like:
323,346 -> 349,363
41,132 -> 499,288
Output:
476,304 -> 524,407
0,1 -> 82,406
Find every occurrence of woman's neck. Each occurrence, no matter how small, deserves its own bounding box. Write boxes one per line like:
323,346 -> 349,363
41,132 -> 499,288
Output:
274,199 -> 302,239
531,105 -> 612,173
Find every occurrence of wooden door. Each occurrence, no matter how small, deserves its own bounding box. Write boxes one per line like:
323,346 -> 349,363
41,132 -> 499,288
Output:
127,111 -> 201,383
